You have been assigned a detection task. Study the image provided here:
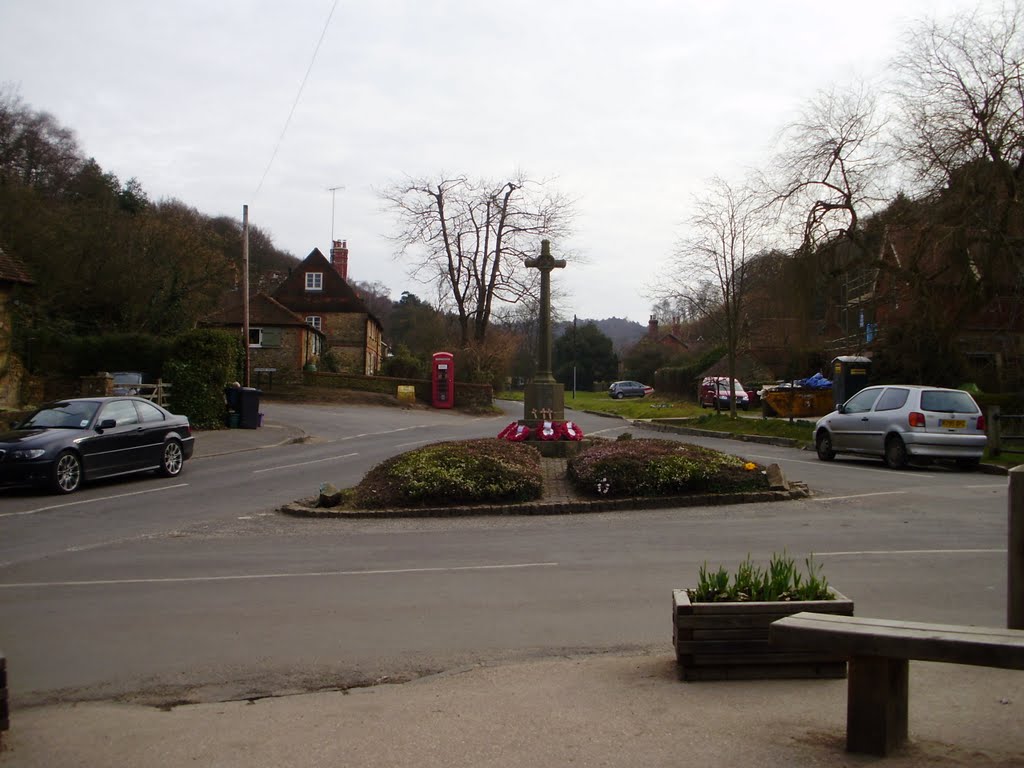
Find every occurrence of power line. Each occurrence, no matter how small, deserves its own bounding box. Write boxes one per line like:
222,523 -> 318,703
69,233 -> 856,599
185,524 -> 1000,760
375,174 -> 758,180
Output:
253,0 -> 339,197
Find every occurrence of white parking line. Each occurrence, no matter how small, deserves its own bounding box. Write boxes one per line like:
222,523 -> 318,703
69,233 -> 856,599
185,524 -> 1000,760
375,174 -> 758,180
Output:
252,453 -> 358,473
0,483 -> 189,518
816,549 -> 1004,557
0,561 -> 560,590
812,491 -> 907,502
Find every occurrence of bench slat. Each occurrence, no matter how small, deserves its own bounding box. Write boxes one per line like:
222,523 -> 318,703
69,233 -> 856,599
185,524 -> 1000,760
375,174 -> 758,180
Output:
771,612 -> 1024,670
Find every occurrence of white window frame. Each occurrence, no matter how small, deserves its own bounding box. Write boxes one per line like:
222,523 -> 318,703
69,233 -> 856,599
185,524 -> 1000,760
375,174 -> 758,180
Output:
248,327 -> 263,347
305,315 -> 322,331
305,272 -> 323,291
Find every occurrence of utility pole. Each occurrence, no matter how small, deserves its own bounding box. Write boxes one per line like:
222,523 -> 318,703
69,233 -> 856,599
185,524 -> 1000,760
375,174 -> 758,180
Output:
242,204 -> 250,387
572,314 -> 577,400
328,185 -> 345,242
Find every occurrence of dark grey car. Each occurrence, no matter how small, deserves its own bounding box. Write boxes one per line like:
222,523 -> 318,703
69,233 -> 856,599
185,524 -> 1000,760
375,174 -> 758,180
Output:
608,381 -> 653,399
0,397 -> 195,493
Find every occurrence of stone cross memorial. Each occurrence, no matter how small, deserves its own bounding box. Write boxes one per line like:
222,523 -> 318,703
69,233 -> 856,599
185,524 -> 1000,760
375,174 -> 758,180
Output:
522,239 -> 566,428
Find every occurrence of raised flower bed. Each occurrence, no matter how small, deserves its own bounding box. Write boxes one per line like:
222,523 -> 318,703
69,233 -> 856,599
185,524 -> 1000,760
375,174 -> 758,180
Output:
673,554 -> 854,681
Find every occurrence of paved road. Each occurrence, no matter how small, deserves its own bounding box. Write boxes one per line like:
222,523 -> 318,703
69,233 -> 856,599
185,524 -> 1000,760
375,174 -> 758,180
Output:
0,400 -> 1010,709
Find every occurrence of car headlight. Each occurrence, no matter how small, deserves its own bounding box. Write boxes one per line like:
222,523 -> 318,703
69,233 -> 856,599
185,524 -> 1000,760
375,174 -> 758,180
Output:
11,448 -> 46,460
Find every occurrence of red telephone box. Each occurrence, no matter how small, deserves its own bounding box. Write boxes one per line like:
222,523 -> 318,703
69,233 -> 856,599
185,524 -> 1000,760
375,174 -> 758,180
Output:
431,352 -> 454,408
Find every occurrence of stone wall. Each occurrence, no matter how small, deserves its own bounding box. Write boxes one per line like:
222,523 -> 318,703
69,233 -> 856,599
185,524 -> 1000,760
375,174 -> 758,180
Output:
304,371 -> 493,408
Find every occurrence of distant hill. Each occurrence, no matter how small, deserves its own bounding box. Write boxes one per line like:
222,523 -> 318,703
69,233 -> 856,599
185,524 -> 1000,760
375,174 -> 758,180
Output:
554,316 -> 646,352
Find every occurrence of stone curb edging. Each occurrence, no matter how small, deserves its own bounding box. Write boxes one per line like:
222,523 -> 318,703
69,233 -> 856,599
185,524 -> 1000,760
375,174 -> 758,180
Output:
636,420 -> 802,448
279,483 -> 811,519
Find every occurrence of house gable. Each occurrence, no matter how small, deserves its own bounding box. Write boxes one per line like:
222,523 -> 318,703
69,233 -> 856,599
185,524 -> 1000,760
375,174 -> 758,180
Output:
271,247 -> 384,375
272,249 -> 372,315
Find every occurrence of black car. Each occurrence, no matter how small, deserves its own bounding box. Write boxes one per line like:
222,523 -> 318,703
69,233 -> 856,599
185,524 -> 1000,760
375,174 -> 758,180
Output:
0,397 -> 195,494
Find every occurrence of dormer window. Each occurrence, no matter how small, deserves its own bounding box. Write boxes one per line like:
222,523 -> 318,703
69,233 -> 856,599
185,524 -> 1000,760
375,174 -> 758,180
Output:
305,272 -> 323,291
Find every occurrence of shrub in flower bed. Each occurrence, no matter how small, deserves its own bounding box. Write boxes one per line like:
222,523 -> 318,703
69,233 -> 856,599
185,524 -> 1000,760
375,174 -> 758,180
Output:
351,439 -> 543,508
567,438 -> 768,498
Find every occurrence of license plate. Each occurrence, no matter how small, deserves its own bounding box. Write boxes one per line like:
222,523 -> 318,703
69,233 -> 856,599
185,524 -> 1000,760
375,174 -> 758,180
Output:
939,419 -> 966,429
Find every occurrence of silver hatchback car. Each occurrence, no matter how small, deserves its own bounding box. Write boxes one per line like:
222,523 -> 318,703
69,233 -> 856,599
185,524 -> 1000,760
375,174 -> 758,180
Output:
813,385 -> 987,469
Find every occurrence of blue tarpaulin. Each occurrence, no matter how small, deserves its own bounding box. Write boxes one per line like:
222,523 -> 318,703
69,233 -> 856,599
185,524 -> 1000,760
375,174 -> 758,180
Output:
797,372 -> 832,389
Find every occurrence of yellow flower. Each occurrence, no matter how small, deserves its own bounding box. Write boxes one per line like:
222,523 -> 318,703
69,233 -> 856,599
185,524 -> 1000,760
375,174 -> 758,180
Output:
744,462 -> 757,471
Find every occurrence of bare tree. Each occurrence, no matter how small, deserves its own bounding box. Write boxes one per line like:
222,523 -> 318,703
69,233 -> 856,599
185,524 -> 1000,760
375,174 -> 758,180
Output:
765,84 -> 891,254
380,172 -> 574,347
663,177 -> 768,417
887,2 -> 1024,368
892,2 -> 1024,203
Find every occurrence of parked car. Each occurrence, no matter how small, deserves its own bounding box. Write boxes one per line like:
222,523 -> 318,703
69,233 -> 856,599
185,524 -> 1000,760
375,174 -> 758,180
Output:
699,377 -> 750,410
112,371 -> 145,395
0,396 -> 195,494
608,380 -> 653,399
813,385 -> 986,469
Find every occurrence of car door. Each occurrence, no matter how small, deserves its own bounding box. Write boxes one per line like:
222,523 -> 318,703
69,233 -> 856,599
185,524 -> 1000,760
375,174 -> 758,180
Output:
828,387 -> 884,452
83,399 -> 146,476
133,399 -> 172,466
860,387 -> 911,455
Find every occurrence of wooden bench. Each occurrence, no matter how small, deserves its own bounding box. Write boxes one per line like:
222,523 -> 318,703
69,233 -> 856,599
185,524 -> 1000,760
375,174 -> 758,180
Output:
770,612 -> 1024,756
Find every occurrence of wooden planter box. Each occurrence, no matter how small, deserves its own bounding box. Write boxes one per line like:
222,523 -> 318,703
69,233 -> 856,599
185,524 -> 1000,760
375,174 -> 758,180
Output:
673,588 -> 854,681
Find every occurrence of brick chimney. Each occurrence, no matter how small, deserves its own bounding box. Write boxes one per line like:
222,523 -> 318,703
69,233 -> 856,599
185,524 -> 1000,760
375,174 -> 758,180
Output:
330,239 -> 349,279
648,315 -> 659,338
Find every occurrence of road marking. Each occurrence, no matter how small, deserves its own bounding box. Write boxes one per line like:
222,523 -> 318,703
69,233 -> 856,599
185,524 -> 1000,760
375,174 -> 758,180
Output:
812,491 -> 907,502
0,484 -> 189,518
396,439 -> 442,448
252,453 -> 358,473
0,562 -> 560,590
965,483 -> 1008,489
816,549 -> 1004,557
333,425 -> 432,442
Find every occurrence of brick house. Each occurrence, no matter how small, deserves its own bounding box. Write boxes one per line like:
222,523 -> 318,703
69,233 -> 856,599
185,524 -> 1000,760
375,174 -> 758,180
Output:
271,241 -> 384,375
203,292 -> 325,380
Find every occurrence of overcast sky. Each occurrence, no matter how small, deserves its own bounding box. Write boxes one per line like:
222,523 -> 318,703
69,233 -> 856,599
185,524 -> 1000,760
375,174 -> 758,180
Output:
0,0 -> 991,325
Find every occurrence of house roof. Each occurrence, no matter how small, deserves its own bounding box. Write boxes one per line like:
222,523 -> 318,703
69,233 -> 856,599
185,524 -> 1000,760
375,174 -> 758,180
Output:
271,248 -> 382,327
699,353 -> 776,384
0,246 -> 34,285
203,291 -> 325,336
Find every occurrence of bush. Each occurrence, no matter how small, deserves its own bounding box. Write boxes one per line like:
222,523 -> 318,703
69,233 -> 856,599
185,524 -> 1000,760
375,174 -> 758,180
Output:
567,438 -> 767,497
163,329 -> 240,427
352,439 -> 542,508
688,553 -> 832,602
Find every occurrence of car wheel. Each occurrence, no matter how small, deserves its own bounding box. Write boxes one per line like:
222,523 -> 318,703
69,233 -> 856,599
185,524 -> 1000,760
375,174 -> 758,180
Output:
51,450 -> 82,494
815,431 -> 836,461
158,439 -> 184,477
614,392 -> 624,399
955,457 -> 980,470
884,436 -> 908,469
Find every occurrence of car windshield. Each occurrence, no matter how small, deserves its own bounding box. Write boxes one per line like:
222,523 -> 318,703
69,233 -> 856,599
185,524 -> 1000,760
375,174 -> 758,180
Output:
113,373 -> 143,385
20,401 -> 100,429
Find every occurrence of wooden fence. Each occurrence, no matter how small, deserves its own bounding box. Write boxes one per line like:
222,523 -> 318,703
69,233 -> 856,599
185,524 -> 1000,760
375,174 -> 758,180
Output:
988,406 -> 1024,457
